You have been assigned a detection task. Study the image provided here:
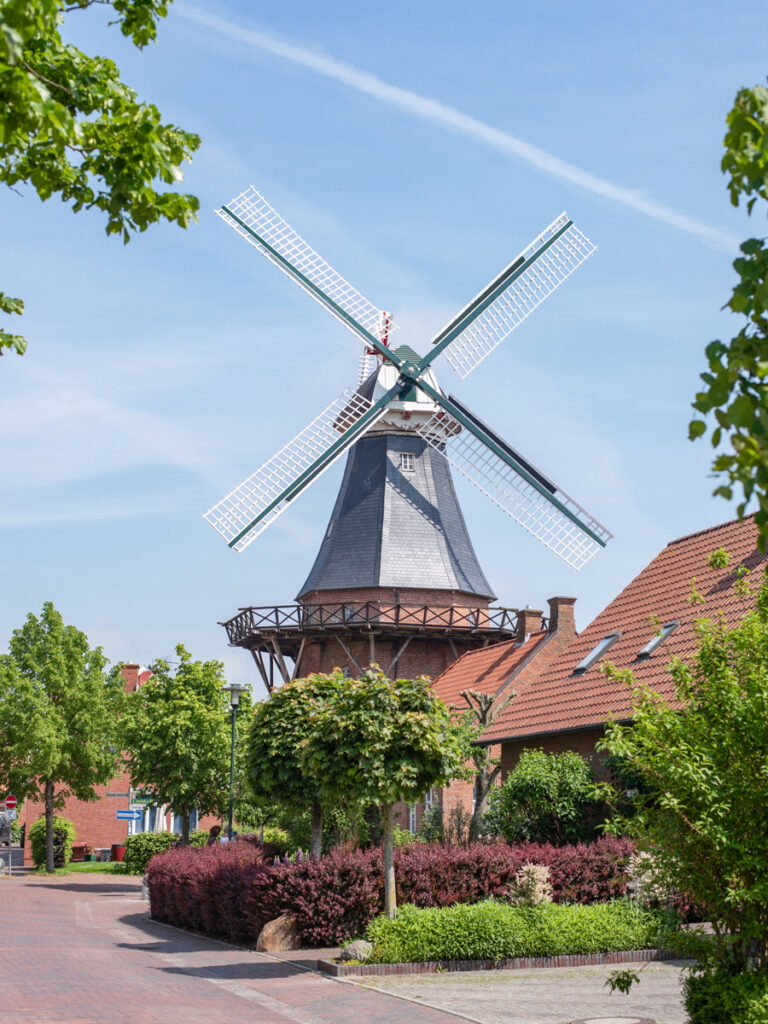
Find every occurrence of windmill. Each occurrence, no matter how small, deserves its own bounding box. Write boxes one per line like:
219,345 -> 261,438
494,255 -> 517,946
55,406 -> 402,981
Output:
205,187 -> 612,572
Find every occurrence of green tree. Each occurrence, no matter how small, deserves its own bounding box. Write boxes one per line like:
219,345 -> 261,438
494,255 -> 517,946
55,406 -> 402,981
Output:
690,83 -> 768,545
301,668 -> 466,918
484,748 -> 601,846
598,573 -> 768,973
121,645 -> 233,844
247,674 -> 340,858
0,602 -> 122,872
0,0 -> 200,356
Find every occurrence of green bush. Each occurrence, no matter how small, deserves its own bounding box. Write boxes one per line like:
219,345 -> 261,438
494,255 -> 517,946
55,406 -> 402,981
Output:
366,899 -> 669,964
485,748 -> 603,845
393,826 -> 418,847
685,969 -> 768,1024
10,820 -> 21,844
123,829 -> 207,875
29,816 -> 76,869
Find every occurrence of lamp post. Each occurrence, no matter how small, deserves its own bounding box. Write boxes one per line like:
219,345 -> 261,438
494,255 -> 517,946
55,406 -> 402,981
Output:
223,682 -> 249,841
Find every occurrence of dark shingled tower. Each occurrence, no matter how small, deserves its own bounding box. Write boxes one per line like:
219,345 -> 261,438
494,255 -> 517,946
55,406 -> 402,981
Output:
297,432 -> 494,601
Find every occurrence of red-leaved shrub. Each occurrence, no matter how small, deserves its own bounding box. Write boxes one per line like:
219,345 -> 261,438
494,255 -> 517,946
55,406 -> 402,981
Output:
147,836 -> 637,947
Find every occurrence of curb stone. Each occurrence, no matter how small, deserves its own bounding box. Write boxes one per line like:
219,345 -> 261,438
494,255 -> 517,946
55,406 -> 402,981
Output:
318,947 -> 678,977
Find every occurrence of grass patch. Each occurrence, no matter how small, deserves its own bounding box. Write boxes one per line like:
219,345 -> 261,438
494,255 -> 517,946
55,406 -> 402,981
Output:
32,861 -> 127,875
366,899 -> 673,964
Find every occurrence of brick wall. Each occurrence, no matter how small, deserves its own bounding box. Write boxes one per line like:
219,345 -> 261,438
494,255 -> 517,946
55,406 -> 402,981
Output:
499,726 -> 607,778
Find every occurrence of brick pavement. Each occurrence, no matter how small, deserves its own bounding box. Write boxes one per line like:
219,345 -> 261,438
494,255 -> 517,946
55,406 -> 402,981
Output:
0,874 -> 470,1024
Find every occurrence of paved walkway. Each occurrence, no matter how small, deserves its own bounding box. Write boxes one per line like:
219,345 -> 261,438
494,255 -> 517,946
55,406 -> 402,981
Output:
0,873 -> 688,1024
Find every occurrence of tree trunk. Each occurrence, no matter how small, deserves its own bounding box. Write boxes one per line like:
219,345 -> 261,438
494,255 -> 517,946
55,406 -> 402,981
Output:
382,803 -> 397,919
310,800 -> 323,859
44,779 -> 55,873
181,810 -> 190,846
470,763 -> 499,840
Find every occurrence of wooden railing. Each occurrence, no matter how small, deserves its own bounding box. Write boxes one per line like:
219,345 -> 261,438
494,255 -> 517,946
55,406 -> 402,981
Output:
221,602 -> 528,646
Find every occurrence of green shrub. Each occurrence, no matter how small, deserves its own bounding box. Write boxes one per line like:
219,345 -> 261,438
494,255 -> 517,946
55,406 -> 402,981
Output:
485,749 -> 603,845
29,816 -> 76,868
124,829 -> 207,875
10,820 -> 21,844
685,969 -> 768,1024
393,826 -> 418,847
366,899 -> 669,964
261,826 -> 290,855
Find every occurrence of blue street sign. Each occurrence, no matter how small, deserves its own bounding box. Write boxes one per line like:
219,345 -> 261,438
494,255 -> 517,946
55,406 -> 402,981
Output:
116,810 -> 142,821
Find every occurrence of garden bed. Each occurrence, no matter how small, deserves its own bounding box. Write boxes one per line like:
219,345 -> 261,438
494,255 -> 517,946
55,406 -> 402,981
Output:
318,947 -> 678,977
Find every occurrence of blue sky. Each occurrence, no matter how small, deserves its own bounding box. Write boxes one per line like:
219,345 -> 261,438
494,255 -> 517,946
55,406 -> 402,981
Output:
2,0 -> 767,683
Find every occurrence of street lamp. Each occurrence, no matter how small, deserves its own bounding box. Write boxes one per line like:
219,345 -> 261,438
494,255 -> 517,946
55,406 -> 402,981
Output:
223,682 -> 249,841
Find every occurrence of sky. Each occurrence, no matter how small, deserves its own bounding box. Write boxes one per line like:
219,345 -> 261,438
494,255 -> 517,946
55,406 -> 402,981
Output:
2,0 -> 767,686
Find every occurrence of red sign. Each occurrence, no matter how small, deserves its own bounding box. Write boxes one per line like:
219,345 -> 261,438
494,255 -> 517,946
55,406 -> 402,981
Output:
5,795 -> 17,809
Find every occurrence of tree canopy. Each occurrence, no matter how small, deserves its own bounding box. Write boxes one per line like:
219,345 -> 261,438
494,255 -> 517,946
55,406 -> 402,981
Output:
599,567 -> 768,973
0,0 -> 200,356
121,644 -> 233,843
301,667 -> 466,917
0,601 -> 122,871
690,83 -> 768,545
247,674 -> 340,858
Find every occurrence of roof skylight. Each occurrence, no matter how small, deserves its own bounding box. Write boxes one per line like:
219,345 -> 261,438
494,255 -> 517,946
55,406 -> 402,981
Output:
573,632 -> 621,674
637,620 -> 679,659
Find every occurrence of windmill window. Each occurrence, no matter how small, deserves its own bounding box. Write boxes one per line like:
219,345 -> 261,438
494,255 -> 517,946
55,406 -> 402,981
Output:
400,452 -> 415,472
325,519 -> 336,540
573,632 -> 621,674
637,621 -> 679,658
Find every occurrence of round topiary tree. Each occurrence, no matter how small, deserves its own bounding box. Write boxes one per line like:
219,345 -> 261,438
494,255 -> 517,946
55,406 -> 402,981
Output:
29,815 -> 75,869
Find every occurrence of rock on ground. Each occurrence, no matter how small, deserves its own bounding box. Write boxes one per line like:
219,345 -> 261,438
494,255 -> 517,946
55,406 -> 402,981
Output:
255,914 -> 302,952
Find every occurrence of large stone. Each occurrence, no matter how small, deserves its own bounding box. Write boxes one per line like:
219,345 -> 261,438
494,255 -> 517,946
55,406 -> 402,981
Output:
255,914 -> 302,952
339,939 -> 373,962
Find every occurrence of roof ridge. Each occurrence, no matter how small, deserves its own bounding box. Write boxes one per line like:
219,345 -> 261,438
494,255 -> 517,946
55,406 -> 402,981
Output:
666,511 -> 757,548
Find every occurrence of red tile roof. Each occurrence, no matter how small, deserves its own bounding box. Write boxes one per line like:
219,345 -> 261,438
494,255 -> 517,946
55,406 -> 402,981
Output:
432,630 -> 549,709
482,515 -> 766,743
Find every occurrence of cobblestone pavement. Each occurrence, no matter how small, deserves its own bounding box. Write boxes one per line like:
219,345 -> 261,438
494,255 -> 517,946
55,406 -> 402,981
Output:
0,874 -> 468,1024
350,961 -> 689,1024
0,873 -> 689,1024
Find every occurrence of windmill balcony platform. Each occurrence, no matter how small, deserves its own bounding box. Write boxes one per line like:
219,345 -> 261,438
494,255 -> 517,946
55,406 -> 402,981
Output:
220,601 -> 544,691
222,601 -> 532,647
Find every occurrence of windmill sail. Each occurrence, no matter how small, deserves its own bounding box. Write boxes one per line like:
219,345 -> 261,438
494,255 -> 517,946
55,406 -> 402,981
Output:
217,187 -> 397,356
426,214 -> 596,379
204,388 -> 388,552
413,392 -> 612,571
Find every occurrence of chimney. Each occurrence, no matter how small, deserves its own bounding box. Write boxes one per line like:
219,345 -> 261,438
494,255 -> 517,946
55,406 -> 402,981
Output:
121,663 -> 140,694
547,596 -> 576,636
517,606 -> 543,643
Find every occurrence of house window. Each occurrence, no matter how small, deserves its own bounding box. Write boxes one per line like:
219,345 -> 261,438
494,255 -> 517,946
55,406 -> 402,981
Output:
408,805 -> 417,833
637,621 -> 679,658
172,810 -> 198,834
573,632 -> 621,674
400,452 -> 415,472
424,789 -> 434,813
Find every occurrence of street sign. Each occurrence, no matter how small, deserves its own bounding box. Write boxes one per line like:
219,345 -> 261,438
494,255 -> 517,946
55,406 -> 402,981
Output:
5,795 -> 16,810
133,797 -> 151,805
3,810 -> 17,821
129,804 -> 146,812
116,810 -> 142,821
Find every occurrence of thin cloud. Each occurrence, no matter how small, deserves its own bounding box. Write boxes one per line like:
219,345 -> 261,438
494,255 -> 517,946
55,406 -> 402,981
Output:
178,6 -> 739,252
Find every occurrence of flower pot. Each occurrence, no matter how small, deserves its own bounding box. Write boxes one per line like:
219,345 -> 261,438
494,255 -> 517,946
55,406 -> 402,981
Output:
110,844 -> 126,862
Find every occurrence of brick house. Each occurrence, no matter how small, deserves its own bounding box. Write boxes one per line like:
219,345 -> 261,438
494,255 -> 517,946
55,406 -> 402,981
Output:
17,663 -> 218,863
397,596 -> 578,832
479,514 -> 766,778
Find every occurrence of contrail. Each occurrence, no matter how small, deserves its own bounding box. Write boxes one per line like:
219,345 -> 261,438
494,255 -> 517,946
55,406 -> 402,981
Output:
179,6 -> 739,252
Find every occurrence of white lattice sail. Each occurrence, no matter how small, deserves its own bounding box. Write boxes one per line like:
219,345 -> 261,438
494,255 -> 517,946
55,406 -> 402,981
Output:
217,187 -> 397,347
204,389 -> 381,552
414,409 -> 612,570
436,214 -> 596,379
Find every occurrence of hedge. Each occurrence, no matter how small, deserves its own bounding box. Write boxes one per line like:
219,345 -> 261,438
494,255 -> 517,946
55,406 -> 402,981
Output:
685,970 -> 768,1024
123,829 -> 207,875
147,836 -> 637,947
365,900 -> 670,963
29,816 -> 76,868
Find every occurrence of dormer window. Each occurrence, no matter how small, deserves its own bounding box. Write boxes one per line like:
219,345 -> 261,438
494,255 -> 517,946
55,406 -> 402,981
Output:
637,621 -> 679,659
400,452 -> 415,472
573,632 -> 621,674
